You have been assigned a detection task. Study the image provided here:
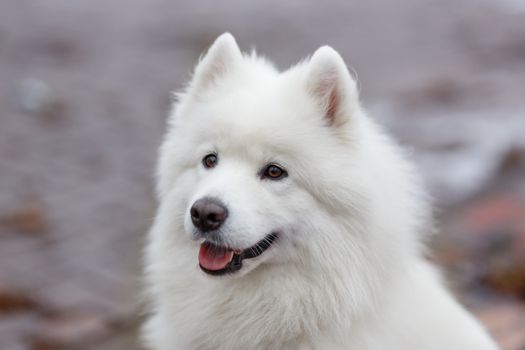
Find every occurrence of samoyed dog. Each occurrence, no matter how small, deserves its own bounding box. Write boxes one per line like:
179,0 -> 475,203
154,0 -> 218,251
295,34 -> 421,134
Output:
142,33 -> 497,350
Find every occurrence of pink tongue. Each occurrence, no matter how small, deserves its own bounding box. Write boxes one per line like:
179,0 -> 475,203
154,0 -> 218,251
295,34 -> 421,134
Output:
199,243 -> 234,271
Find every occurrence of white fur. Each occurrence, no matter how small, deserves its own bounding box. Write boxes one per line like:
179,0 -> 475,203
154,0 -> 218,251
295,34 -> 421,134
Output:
142,33 -> 498,350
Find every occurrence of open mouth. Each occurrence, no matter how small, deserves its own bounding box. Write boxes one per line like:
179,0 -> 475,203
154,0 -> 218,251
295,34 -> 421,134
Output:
198,233 -> 278,276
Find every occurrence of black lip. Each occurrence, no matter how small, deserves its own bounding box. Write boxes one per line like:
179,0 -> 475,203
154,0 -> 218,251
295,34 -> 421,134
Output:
199,233 -> 278,276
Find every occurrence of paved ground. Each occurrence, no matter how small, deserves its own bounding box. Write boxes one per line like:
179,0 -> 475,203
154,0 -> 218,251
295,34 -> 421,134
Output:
1,0 -> 524,349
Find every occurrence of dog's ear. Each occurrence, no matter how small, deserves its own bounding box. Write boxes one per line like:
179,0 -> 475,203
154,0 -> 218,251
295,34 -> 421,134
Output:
306,46 -> 358,126
190,33 -> 242,93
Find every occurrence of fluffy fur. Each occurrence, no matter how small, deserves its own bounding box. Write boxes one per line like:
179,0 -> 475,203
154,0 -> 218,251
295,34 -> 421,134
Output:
142,33 -> 498,349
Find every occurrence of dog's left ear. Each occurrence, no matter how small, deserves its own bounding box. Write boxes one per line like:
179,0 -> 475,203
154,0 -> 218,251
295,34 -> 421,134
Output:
306,46 -> 358,126
190,33 -> 243,93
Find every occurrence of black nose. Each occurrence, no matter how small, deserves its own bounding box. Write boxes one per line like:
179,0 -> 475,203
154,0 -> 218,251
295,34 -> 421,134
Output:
190,197 -> 228,232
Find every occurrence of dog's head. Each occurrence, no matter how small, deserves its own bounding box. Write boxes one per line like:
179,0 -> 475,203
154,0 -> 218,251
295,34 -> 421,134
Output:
153,33 -> 426,279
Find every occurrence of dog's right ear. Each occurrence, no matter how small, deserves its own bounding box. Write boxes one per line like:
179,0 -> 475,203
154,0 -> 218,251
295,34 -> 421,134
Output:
189,33 -> 242,93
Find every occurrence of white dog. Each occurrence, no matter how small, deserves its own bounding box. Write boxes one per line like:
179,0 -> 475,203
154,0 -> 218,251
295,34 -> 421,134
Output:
142,33 -> 498,350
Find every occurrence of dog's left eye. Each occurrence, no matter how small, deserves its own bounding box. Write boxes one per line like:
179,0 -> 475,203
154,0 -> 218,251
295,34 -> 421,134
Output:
202,153 -> 218,169
262,164 -> 287,180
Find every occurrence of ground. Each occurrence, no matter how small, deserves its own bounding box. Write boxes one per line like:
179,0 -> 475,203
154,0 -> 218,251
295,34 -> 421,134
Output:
0,0 -> 524,349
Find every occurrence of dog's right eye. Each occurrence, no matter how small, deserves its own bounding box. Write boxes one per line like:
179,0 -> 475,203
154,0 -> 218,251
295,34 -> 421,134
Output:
202,153 -> 218,169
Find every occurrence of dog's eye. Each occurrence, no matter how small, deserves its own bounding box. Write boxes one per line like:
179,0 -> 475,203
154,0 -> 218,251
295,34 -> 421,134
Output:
202,153 -> 218,169
262,164 -> 287,180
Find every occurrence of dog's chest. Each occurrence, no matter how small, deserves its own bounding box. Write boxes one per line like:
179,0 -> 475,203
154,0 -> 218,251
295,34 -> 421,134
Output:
169,282 -> 336,349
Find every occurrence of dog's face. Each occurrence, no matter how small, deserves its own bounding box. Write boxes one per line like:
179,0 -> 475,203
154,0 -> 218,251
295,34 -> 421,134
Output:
155,33 -> 365,277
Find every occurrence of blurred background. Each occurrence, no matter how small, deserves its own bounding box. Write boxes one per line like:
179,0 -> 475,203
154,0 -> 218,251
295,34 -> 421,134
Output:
1,0 -> 524,349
